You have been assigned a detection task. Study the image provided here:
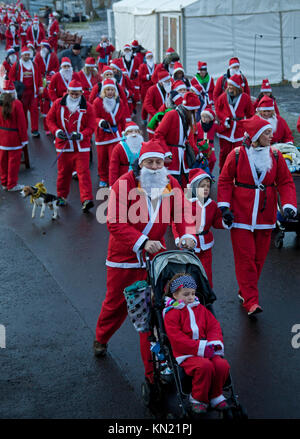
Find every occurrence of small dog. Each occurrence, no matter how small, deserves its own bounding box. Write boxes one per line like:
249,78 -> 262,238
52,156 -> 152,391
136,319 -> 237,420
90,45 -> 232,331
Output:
21,183 -> 59,220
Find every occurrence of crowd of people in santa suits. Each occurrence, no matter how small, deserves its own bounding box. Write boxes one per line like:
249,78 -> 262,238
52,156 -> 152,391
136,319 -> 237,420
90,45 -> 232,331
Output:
0,2 -> 299,411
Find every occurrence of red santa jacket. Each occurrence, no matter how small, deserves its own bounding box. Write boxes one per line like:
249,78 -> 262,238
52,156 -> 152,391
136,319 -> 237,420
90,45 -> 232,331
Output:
191,74 -> 214,108
163,298 -> 224,365
9,59 -> 42,97
93,96 -> 126,146
47,19 -> 59,38
2,60 -> 14,76
108,140 -> 141,187
95,43 -> 115,69
76,69 -> 100,101
153,108 -> 199,175
46,94 -> 96,152
19,28 -> 27,47
5,28 -> 20,49
89,81 -> 131,121
297,115 -> 300,133
106,171 -> 196,268
26,24 -> 45,48
138,62 -> 156,102
34,51 -> 59,77
215,91 -> 254,143
217,145 -> 297,231
213,73 -> 250,103
270,116 -> 294,144
142,83 -> 167,119
48,71 -> 79,102
0,98 -> 28,150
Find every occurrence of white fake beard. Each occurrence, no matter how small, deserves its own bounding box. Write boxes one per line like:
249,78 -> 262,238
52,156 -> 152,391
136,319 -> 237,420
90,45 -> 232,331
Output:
9,54 -> 17,64
126,134 -> 143,153
230,68 -> 240,76
168,67 -> 174,75
60,68 -> 73,82
41,48 -> 48,58
162,82 -> 171,93
146,59 -> 154,69
66,95 -> 81,114
21,59 -> 32,70
103,96 -> 116,113
140,166 -> 169,199
248,146 -> 273,174
265,115 -> 277,133
124,52 -> 132,62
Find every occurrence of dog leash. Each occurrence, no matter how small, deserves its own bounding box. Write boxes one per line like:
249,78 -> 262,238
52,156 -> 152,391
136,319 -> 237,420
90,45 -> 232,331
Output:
50,131 -> 72,168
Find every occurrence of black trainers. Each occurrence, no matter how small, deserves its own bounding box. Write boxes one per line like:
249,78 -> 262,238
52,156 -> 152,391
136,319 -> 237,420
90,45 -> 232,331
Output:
82,199 -> 94,213
32,131 -> 40,138
93,340 -> 107,357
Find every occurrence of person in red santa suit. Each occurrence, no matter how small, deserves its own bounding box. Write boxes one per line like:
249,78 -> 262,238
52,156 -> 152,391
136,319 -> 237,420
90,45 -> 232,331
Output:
76,57 -> 100,101
253,79 -> 280,116
197,107 -> 220,174
142,70 -> 172,122
119,43 -> 141,109
93,140 -> 197,386
40,72 -> 54,135
9,45 -> 43,138
255,96 -> 294,145
34,39 -> 59,79
172,62 -> 190,91
48,57 -> 78,102
93,78 -> 126,188
19,19 -> 28,48
131,39 -> 146,66
46,79 -> 96,212
297,115 -> 300,134
191,62 -> 214,111
109,121 -> 143,187
0,80 -> 28,191
163,273 -> 230,414
95,35 -> 115,74
153,91 -> 201,187
138,51 -> 156,104
151,50 -> 180,85
213,57 -> 250,104
5,21 -> 20,51
109,60 -> 135,117
47,12 -> 59,53
215,73 -> 254,170
217,115 -> 297,316
2,47 -> 18,77
26,16 -> 45,50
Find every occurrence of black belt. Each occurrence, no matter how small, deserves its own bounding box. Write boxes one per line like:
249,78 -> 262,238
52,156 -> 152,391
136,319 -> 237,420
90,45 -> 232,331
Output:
0,126 -> 18,132
197,230 -> 209,236
167,144 -> 185,149
235,181 -> 275,212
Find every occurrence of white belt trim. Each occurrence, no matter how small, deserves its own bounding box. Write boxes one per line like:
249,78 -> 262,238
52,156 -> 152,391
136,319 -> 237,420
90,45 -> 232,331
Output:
217,133 -> 243,142
95,137 -> 122,145
0,145 -> 23,150
232,222 -> 276,231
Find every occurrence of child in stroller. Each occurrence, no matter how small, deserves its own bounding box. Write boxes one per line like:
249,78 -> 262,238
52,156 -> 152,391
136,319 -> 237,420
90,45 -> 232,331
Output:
163,272 -> 230,414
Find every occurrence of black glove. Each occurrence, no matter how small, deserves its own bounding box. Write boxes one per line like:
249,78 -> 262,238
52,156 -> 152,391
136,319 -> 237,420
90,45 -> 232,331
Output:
283,207 -> 296,220
70,131 -> 82,141
220,207 -> 234,227
56,130 -> 68,140
99,120 -> 110,130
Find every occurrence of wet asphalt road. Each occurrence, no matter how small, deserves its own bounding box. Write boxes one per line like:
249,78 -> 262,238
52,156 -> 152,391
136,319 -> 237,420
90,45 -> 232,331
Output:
0,101 -> 300,420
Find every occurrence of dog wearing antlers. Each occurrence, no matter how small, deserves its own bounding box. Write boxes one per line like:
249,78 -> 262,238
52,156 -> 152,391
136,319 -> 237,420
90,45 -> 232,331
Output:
21,182 -> 59,220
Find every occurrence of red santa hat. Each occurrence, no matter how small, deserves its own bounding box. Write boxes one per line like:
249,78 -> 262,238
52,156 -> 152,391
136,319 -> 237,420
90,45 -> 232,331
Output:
227,73 -> 243,89
172,80 -> 186,92
2,79 -> 15,94
33,15 -> 39,23
158,70 -> 171,83
229,57 -> 240,68
256,95 -> 275,112
145,51 -> 153,58
197,61 -> 207,71
6,46 -> 16,57
260,78 -> 272,93
102,65 -> 113,75
41,39 -> 51,49
166,47 -> 175,54
123,43 -> 131,51
201,107 -> 215,121
21,46 -> 31,55
26,40 -> 34,49
60,57 -> 72,67
124,121 -> 140,134
109,59 -> 122,71
173,62 -> 184,75
102,78 -> 117,91
188,168 -> 212,187
182,92 -> 201,110
190,83 -> 202,96
85,57 -> 96,67
67,79 -> 82,91
131,40 -> 139,48
240,115 -> 273,142
138,140 -> 165,165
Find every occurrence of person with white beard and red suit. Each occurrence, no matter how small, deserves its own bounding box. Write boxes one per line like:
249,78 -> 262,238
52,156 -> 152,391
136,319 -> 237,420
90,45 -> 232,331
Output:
93,140 -> 197,386
47,13 -> 59,53
109,59 -> 135,117
255,96 -> 294,145
95,35 -> 115,74
217,115 -> 297,316
2,47 -> 18,77
191,62 -> 214,111
138,51 -> 156,103
119,43 -> 141,107
253,79 -> 280,116
48,57 -> 79,103
213,57 -> 250,104
46,79 -> 96,212
93,78 -> 126,188
153,91 -> 200,188
5,21 -> 20,50
0,80 -> 28,192
76,57 -> 100,101
26,16 -> 45,50
19,20 -> 28,48
34,39 -> 59,78
215,74 -> 254,171
9,45 -> 43,138
109,121 -> 143,187
142,70 -> 172,122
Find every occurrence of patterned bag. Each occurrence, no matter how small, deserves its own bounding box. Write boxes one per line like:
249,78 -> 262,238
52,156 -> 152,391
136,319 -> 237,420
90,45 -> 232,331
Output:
123,280 -> 152,332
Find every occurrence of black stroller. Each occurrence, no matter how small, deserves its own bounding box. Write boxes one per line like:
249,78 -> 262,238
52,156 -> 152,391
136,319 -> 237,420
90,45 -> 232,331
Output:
140,250 -> 247,419
274,209 -> 300,249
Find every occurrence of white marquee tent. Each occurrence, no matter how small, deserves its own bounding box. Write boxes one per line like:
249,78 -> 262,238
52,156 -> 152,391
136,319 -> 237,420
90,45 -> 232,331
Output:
112,0 -> 300,85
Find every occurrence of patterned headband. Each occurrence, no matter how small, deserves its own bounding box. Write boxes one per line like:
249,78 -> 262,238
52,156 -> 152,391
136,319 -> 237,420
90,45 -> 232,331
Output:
170,275 -> 197,294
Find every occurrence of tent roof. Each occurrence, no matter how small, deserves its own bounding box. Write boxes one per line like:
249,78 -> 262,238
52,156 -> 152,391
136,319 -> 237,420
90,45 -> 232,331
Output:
112,0 -> 197,15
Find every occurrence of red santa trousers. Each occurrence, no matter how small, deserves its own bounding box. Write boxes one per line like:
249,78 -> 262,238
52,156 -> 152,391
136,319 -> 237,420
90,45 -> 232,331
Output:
197,248 -> 213,288
0,149 -> 22,189
97,142 -> 118,183
21,88 -> 39,133
182,356 -> 230,404
57,151 -> 93,203
208,151 -> 217,173
218,138 -> 235,171
230,228 -> 272,311
95,266 -> 153,381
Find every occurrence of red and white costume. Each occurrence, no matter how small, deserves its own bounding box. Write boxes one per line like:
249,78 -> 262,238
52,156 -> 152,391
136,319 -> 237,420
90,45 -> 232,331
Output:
253,79 -> 280,116
119,47 -> 140,102
76,58 -> 100,101
5,25 -> 20,50
26,21 -> 45,49
48,59 -> 78,102
95,42 -> 115,73
34,49 -> 59,77
213,57 -> 250,103
142,82 -> 167,120
0,81 -> 28,190
196,108 -> 220,173
138,52 -> 156,102
163,298 -> 229,405
47,15 -> 59,52
191,62 -> 214,110
217,116 -> 297,312
46,82 -> 96,203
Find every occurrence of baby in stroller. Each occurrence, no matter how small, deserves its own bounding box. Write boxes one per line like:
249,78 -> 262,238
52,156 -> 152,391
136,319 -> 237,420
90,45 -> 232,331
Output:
163,272 -> 230,414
